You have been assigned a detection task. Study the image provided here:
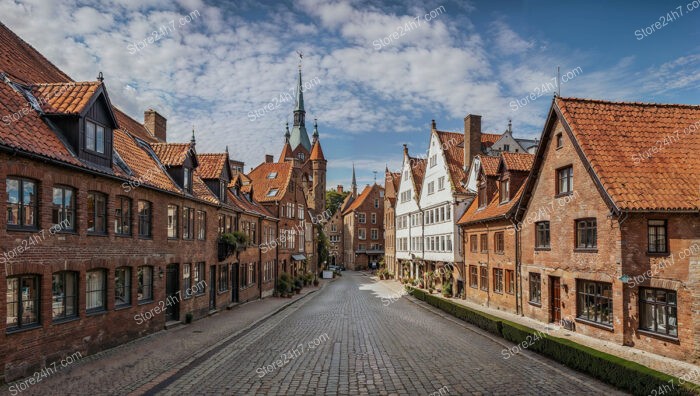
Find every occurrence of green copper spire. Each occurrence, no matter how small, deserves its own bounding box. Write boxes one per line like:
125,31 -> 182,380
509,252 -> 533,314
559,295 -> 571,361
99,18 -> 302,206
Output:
289,53 -> 312,152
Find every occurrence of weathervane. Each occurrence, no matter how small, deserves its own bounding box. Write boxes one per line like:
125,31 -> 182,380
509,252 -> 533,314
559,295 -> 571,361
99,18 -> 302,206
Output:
296,50 -> 303,69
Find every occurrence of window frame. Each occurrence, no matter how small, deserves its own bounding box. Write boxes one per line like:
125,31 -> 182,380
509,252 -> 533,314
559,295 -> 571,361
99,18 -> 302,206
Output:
85,119 -> 106,154
167,204 -> 179,239
535,221 -> 551,250
493,268 -> 504,294
137,200 -> 152,238
114,267 -> 132,307
197,210 -> 206,240
647,220 -> 668,254
6,274 -> 41,331
479,233 -> 488,253
479,267 -> 488,292
182,206 -> 195,240
528,273 -> 541,306
114,196 -> 132,236
52,271 -> 78,322
6,177 -> 38,230
51,185 -> 75,232
469,265 -> 478,289
138,266 -> 154,303
639,288 -> 677,338
494,232 -> 504,254
505,269 -> 515,295
556,165 -> 573,196
87,191 -> 107,235
470,235 -> 477,253
575,218 -> 597,250
86,269 -> 107,313
576,279 -> 613,328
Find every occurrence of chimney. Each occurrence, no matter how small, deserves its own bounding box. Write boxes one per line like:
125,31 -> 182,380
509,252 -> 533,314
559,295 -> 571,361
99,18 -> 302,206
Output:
464,114 -> 482,170
337,185 -> 344,193
265,154 -> 274,163
431,119 -> 436,131
144,109 -> 167,142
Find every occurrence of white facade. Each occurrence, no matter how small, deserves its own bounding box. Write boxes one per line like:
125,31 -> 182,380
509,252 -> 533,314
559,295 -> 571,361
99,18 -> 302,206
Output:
394,150 -> 423,277
418,131 -> 467,265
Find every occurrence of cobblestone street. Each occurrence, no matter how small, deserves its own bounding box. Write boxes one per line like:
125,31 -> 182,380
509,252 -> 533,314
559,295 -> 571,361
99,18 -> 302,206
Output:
3,272 -> 628,395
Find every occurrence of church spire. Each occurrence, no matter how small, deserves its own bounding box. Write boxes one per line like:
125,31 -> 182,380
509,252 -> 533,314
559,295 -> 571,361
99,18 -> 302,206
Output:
293,52 -> 305,126
288,52 -> 312,152
312,118 -> 319,141
351,163 -> 357,198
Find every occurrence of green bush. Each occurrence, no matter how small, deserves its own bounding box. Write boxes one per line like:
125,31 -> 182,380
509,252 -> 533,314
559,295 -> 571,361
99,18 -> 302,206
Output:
277,272 -> 292,294
405,286 -> 700,396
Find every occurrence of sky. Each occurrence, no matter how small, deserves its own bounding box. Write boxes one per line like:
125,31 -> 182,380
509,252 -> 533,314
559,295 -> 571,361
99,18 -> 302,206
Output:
2,0 -> 699,189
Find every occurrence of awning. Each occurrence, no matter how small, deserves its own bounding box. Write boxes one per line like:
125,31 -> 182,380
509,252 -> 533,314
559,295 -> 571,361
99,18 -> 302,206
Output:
292,254 -> 307,261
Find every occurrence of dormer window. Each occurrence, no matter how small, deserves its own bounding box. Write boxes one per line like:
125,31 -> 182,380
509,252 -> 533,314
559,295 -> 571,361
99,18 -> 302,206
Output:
267,172 -> 277,179
85,120 -> 105,154
500,179 -> 510,203
219,180 -> 226,202
298,153 -> 305,161
478,185 -> 487,208
183,168 -> 191,193
267,188 -> 279,197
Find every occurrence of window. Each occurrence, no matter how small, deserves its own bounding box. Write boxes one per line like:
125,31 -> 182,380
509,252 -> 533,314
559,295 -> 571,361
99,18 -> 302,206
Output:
6,177 -> 37,229
494,232 -> 504,254
115,267 -> 131,307
114,196 -> 131,235
267,189 -> 279,197
331,223 -> 337,232
6,275 -> 40,329
470,235 -> 477,252
183,167 -> 191,192
429,154 -> 437,167
358,228 -> 366,240
219,265 -> 229,292
197,210 -> 206,240
556,133 -> 563,149
138,266 -> 153,302
248,263 -> 256,285
183,264 -> 191,298
374,198 -> 379,208
480,233 -> 488,253
438,176 -> 445,190
85,120 -> 105,154
371,213 -> 377,224
52,271 -> 78,320
194,263 -> 205,295
535,221 -> 550,249
288,203 -> 294,218
478,185 -> 487,208
493,268 -> 504,293
503,144 -> 510,151
529,273 -> 541,305
500,180 -> 510,203
167,204 -> 178,238
469,266 -> 478,288
427,181 -> 435,195
648,220 -> 667,253
479,267 -> 488,291
298,204 -> 304,220
505,270 -> 515,294
358,213 -> 366,224
576,280 -> 613,327
52,186 -> 75,231
371,229 -> 379,240
640,288 -> 677,337
576,218 -> 597,249
556,166 -> 573,195
183,207 -> 194,239
138,201 -> 152,237
87,192 -> 107,234
86,269 -> 107,312
267,172 -> 277,179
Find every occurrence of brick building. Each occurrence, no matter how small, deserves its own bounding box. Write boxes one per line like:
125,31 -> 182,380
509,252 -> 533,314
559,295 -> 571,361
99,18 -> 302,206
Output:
458,152 -> 533,313
0,22 -> 285,382
325,185 -> 348,267
515,97 -> 700,361
342,183 -> 385,270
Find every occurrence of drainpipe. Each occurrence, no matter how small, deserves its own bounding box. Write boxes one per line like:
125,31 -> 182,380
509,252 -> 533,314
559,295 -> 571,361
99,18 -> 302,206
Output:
509,217 -> 522,316
258,216 -> 263,300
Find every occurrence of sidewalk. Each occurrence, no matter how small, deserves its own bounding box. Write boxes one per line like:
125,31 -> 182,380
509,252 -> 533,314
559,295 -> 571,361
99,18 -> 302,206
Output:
376,277 -> 700,387
3,280 -> 330,396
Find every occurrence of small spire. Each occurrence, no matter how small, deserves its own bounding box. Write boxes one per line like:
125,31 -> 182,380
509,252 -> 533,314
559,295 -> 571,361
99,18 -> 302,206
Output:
352,163 -> 357,186
225,145 -> 229,154
431,119 -> 436,130
508,119 -> 512,133
284,122 -> 291,141
312,118 -> 319,139
97,72 -> 104,82
191,126 -> 196,144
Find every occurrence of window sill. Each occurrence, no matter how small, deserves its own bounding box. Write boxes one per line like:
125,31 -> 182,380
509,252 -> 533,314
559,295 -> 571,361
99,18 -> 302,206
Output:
138,299 -> 154,306
575,318 -> 613,332
52,316 -> 80,325
115,304 -> 132,311
534,247 -> 551,251
167,237 -> 179,241
646,252 -> 670,257
554,192 -> 573,198
87,233 -> 109,237
115,234 -> 132,238
528,301 -> 542,307
469,285 -> 478,289
86,309 -> 107,317
138,236 -> 153,240
637,329 -> 679,343
5,324 -> 42,334
574,248 -> 598,253
217,290 -> 229,295
6,227 -> 39,233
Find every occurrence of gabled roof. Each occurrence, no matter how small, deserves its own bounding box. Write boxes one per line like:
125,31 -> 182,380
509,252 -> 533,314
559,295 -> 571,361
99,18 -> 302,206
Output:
500,152 -> 534,172
338,193 -> 355,213
112,129 -> 179,192
342,184 -> 382,215
436,130 -> 466,193
279,141 -> 293,162
197,153 -> 229,180
310,139 -> 325,161
31,82 -> 100,114
247,161 -> 294,202
459,181 -> 526,225
192,174 -> 219,204
479,155 -> 500,177
0,22 -> 71,84
481,133 -> 502,148
151,143 -> 194,167
227,188 -> 275,219
519,97 -> 700,213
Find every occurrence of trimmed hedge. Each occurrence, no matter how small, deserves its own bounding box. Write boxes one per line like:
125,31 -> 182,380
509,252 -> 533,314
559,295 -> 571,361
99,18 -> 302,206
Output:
406,286 -> 700,396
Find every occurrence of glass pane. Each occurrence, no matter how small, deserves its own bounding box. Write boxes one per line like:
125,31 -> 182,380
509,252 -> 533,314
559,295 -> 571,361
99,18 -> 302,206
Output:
53,188 -> 63,205
65,273 -> 76,316
21,276 -> 39,325
6,179 -> 19,204
6,278 -> 19,327
96,126 -> 104,153
640,301 -> 655,331
52,273 -> 66,318
86,121 -> 95,150
667,306 -> 678,336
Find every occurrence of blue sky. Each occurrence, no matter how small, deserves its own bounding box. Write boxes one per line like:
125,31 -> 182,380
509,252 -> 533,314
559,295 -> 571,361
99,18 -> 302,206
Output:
2,0 -> 699,189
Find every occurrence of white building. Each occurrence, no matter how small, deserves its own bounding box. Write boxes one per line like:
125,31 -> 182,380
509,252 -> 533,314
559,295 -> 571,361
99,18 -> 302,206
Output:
395,144 -> 425,279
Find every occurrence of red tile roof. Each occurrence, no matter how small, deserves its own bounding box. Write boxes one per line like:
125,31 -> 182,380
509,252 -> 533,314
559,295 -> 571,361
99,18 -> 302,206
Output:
151,143 -> 193,167
113,107 -> 159,144
0,22 -> 71,84
478,155 -> 500,177
458,181 -> 526,225
481,133 -> 502,148
192,174 -> 219,204
555,97 -> 700,211
197,153 -> 227,180
342,184 -> 383,215
408,156 -> 426,196
436,131 -> 466,192
32,82 -> 100,114
309,140 -> 325,161
246,161 -> 293,202
501,152 -> 534,172
112,128 -> 179,192
279,142 -> 293,162
227,189 -> 275,218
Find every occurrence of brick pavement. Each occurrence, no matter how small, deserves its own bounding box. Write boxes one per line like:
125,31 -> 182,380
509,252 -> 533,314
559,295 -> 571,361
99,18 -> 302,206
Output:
377,276 -> 700,388
155,272 -> 625,395
1,282 -> 326,396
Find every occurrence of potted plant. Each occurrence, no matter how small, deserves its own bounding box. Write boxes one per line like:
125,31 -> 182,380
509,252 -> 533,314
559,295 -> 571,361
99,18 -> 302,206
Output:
294,277 -> 303,293
442,281 -> 453,298
313,278 -> 319,286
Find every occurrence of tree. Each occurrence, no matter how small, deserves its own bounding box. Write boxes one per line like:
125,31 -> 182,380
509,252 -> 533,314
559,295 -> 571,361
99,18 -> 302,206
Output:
326,189 -> 350,215
317,224 -> 330,269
